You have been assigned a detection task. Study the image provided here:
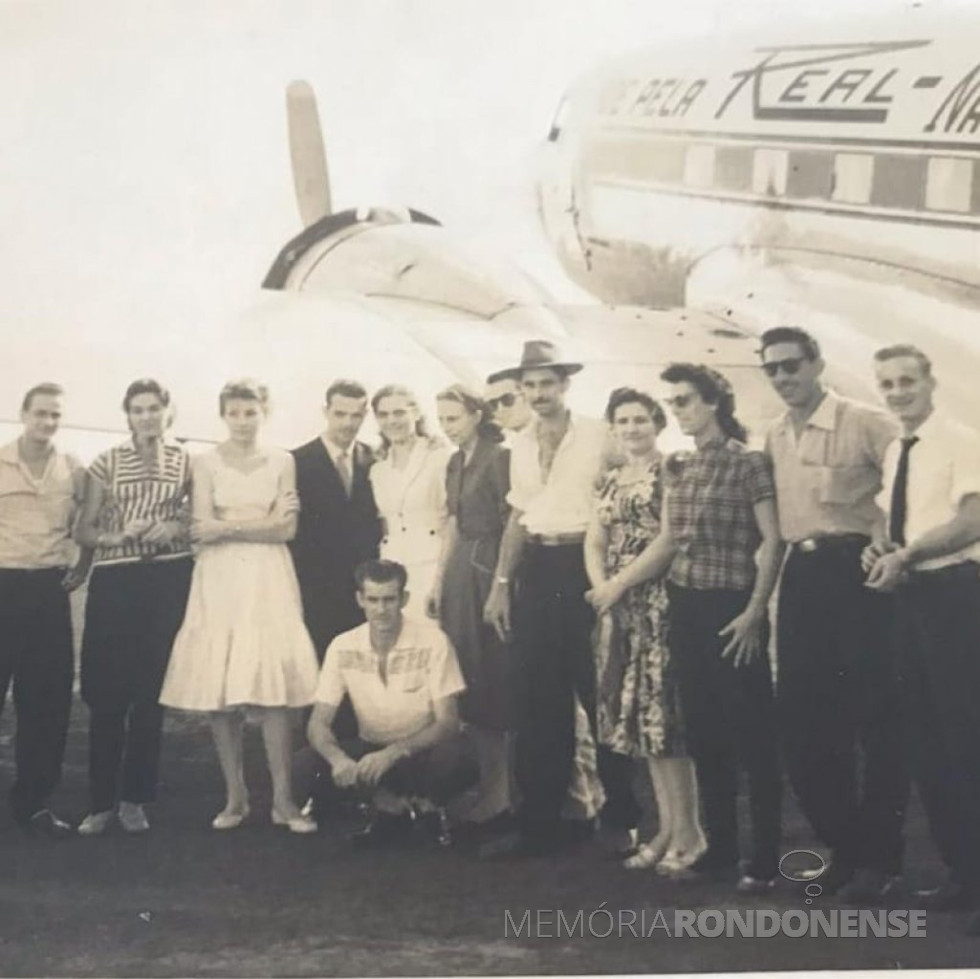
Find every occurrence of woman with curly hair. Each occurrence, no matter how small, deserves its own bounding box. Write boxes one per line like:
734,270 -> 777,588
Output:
584,387 -> 702,870
656,363 -> 784,891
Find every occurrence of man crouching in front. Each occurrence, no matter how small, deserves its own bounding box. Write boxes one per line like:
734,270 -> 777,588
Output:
308,558 -> 472,847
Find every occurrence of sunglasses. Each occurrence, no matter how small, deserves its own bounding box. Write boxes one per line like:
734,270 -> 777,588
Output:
665,394 -> 695,409
486,393 -> 518,410
762,357 -> 806,378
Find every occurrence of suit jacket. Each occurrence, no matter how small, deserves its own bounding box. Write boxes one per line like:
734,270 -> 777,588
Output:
289,437 -> 382,657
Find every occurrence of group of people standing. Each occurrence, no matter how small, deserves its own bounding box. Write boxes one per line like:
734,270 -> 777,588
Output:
1,328 -> 979,934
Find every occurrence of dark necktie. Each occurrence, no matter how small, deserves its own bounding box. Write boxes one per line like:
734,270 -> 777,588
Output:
888,436 -> 919,546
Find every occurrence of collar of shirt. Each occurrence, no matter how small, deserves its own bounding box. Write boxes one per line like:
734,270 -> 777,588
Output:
774,389 -> 839,443
0,437 -> 70,486
320,434 -> 354,469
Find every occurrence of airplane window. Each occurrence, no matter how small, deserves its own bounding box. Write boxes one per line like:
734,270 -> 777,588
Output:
785,151 -> 835,200
832,154 -> 874,204
714,146 -> 754,193
925,157 -> 973,213
639,139 -> 687,184
752,149 -> 788,197
871,155 -> 927,211
684,144 -> 715,188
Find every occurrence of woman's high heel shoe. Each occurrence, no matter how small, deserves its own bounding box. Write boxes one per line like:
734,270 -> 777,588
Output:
211,805 -> 250,831
623,836 -> 670,870
656,837 -> 708,876
271,808 -> 318,834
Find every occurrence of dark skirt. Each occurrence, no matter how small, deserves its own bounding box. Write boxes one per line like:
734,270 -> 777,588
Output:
440,536 -> 517,732
81,557 -> 193,711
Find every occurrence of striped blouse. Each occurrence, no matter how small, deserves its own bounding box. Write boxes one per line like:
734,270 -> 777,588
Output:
90,439 -> 192,565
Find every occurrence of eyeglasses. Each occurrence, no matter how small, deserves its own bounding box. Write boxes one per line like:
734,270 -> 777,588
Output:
665,394 -> 694,409
486,393 -> 518,411
762,357 -> 806,378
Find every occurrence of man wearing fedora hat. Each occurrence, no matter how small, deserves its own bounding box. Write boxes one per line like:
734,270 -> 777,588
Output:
483,340 -> 639,858
484,364 -> 606,832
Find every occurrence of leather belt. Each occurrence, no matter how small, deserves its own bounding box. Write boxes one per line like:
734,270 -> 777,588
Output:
790,533 -> 870,554
526,532 -> 585,547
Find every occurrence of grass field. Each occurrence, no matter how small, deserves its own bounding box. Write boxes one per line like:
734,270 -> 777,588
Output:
1,703 -> 978,976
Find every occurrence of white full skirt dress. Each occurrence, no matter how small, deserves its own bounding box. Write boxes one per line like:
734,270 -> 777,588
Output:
160,448 -> 318,711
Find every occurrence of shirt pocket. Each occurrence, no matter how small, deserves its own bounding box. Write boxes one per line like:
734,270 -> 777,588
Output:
814,464 -> 870,505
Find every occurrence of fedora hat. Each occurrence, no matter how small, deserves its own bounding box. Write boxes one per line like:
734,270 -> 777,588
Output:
500,339 -> 583,380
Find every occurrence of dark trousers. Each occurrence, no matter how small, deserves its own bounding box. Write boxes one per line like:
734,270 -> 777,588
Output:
0,568 -> 74,822
324,734 -> 477,805
777,542 -> 908,874
81,559 -> 192,812
897,563 -> 980,890
513,543 -> 639,840
669,583 -> 781,878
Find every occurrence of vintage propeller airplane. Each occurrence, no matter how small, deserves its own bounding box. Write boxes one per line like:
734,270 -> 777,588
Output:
539,6 -> 980,425
14,14 -> 968,459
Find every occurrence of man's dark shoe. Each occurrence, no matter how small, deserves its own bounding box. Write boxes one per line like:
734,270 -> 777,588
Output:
597,825 -> 638,860
838,868 -> 905,906
806,860 -> 855,896
350,811 -> 413,849
915,881 -> 978,912
415,809 -> 452,847
21,809 -> 73,840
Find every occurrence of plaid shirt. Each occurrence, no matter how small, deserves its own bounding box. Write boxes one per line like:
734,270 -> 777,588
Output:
665,437 -> 775,592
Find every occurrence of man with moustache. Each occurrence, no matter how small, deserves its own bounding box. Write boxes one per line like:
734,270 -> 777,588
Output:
290,379 -> 383,814
0,383 -> 90,837
483,341 -> 639,858
760,326 -> 907,902
864,345 -> 980,928
484,366 -> 606,837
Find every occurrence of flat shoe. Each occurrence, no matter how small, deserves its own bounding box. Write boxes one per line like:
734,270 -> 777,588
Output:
212,806 -> 250,831
624,838 -> 670,870
78,811 -> 114,836
271,809 -> 318,834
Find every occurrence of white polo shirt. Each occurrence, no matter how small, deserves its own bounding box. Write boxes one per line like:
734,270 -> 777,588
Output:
507,414 -> 606,536
315,615 -> 465,745
878,410 -> 980,571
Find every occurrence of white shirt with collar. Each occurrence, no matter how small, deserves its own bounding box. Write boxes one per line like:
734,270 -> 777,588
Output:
0,439 -> 83,569
879,410 -> 980,571
507,413 -> 606,537
765,389 -> 897,542
315,615 -> 465,745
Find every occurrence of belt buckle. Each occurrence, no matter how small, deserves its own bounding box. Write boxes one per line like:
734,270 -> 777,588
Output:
797,538 -> 819,554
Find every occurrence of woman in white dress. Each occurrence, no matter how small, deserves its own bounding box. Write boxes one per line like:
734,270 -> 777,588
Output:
369,385 -> 449,619
160,379 -> 319,834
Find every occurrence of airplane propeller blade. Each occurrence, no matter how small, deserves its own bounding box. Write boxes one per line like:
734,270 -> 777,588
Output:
286,80 -> 331,226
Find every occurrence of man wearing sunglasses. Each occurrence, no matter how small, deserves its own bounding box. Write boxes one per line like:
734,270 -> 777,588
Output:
484,372 -> 532,437
760,326 -> 907,904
